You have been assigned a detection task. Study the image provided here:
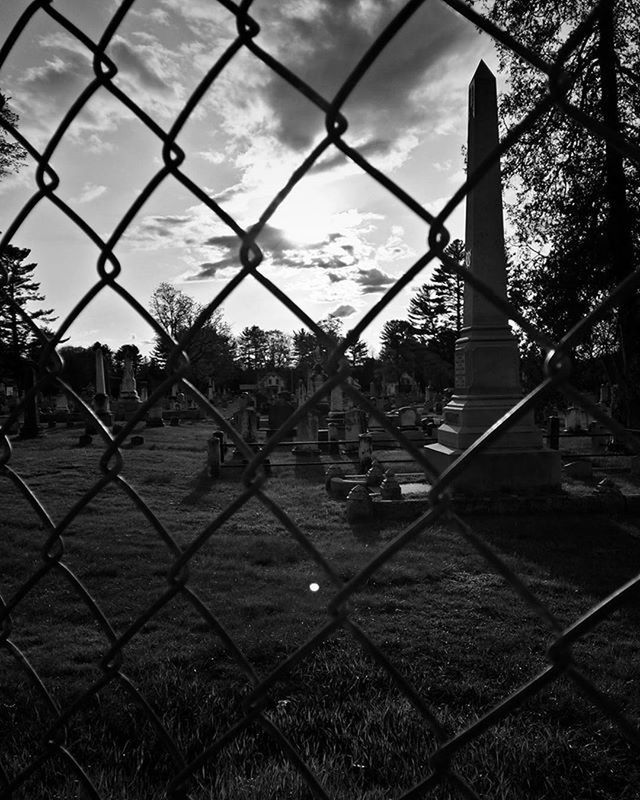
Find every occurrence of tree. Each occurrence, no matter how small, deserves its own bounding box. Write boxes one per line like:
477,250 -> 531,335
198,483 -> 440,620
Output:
59,344 -> 115,395
292,328 -> 317,370
236,325 -> 270,373
486,0 -> 640,421
265,330 -> 292,369
149,282 -> 197,339
0,244 -> 55,383
148,282 -> 239,390
407,239 -> 465,365
408,239 -> 464,337
188,319 -> 240,390
346,338 -> 368,367
379,319 -> 423,377
0,93 -> 26,179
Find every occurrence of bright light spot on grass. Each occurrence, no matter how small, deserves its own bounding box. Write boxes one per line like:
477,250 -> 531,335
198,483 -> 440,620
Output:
309,582 -> 320,592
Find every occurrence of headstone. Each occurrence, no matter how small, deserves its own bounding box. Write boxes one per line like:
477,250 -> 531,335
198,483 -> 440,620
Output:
330,382 -> 344,413
345,484 -> 374,523
207,435 -> 221,477
380,469 -> 402,500
18,362 -> 41,439
358,432 -> 373,473
423,61 -> 560,493
343,408 -> 363,451
564,407 -> 582,432
589,421 -> 609,453
365,461 -> 384,487
55,393 -> 70,415
268,394 -> 296,438
90,342 -> 112,428
116,344 -> 142,420
398,407 -> 418,428
325,464 -> 345,492
292,408 -> 320,454
564,460 -> 593,479
146,403 -> 164,427
296,378 -> 307,406
119,346 -> 140,401
93,348 -> 105,396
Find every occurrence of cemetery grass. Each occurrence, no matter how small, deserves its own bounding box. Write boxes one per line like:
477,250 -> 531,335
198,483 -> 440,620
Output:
1,424 -> 639,799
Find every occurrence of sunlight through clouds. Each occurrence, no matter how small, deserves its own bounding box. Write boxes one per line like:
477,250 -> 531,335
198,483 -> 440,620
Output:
0,0 -> 496,350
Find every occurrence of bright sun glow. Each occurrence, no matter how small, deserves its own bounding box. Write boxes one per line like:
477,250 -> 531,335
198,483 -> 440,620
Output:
272,185 -> 337,245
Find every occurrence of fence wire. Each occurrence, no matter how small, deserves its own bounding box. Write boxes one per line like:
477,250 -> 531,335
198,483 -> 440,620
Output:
1,1 -> 639,798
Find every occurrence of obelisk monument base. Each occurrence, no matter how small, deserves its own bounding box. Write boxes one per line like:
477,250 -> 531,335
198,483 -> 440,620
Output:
425,327 -> 560,493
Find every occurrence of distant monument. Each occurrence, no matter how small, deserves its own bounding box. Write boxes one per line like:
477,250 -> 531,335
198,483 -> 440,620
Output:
424,61 -> 560,493
116,344 -> 142,420
91,342 -> 112,426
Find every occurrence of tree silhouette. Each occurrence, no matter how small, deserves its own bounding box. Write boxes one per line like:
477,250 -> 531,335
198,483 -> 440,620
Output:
488,0 -> 640,421
0,244 -> 55,384
0,93 -> 26,179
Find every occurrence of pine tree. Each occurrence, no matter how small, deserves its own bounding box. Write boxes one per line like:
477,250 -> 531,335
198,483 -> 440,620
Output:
0,244 -> 55,382
407,239 -> 465,364
0,93 -> 26,179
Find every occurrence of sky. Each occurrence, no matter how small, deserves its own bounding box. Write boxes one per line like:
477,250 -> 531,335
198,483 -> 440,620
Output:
0,0 -> 499,357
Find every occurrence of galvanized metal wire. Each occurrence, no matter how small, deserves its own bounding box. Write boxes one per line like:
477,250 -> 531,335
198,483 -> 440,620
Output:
1,1 -> 639,798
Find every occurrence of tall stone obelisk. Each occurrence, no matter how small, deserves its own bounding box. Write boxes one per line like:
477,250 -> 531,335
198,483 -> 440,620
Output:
424,61 -> 560,493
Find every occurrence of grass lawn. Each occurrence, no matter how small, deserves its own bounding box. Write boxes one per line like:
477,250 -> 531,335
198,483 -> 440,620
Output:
1,422 -> 639,799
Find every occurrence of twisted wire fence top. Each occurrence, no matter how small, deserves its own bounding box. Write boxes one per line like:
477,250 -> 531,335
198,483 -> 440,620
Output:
1,1 -> 639,798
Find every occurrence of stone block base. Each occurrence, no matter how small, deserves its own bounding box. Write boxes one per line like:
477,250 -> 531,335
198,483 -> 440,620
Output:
423,442 -> 561,494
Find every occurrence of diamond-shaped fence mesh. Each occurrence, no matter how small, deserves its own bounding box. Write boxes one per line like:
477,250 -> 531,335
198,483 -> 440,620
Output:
1,1 -> 639,798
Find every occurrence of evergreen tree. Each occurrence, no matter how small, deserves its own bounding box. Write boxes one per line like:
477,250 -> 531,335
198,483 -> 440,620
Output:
265,330 -> 293,369
346,339 -> 368,367
379,319 -> 423,377
292,328 -> 317,370
407,239 -> 465,364
0,93 -> 26,179
0,244 -> 55,383
237,325 -> 270,374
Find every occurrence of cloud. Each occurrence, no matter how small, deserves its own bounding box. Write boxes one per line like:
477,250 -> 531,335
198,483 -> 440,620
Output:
195,261 -> 227,278
192,223 -> 354,278
71,183 -> 107,204
249,1 -> 479,157
329,304 -> 356,319
151,0 -> 482,199
109,38 -> 171,93
328,272 -> 347,283
356,267 -> 395,293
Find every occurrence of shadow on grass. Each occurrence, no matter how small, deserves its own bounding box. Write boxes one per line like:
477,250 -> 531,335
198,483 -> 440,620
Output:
471,513 -> 640,613
180,468 -> 215,505
349,520 -> 382,544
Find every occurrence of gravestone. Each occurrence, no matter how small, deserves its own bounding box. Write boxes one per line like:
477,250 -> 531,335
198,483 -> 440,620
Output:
116,344 -> 142,420
146,403 -> 164,427
91,342 -> 113,426
327,359 -> 348,444
18,361 -> 41,439
424,61 -> 560,493
268,394 -> 296,439
292,407 -> 320,454
343,407 -> 364,451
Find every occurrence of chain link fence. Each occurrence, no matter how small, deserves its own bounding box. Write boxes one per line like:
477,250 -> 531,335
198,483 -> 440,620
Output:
1,0 -> 639,797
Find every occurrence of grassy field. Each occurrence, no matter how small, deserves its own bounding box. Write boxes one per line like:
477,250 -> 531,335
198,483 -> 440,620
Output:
1,422 -> 639,799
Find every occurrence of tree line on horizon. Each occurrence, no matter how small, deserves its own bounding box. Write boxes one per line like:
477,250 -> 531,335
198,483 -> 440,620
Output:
1,0 -> 639,421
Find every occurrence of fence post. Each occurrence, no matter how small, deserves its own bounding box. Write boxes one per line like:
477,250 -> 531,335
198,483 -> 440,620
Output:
358,432 -> 373,473
547,416 -> 560,450
207,435 -> 221,477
